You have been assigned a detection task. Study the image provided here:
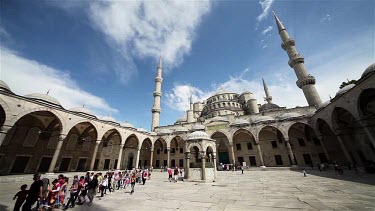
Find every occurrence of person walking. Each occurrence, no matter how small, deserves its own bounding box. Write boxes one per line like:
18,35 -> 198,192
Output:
130,173 -> 136,195
167,167 -> 173,182
303,169 -> 307,177
22,173 -> 43,211
99,175 -> 108,199
77,176 -> 87,205
142,170 -> 148,185
13,184 -> 28,211
64,175 -> 79,209
173,167 -> 179,182
87,175 -> 98,206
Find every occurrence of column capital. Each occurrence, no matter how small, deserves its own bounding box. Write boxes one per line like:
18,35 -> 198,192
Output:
167,147 -> 171,151
59,134 -> 67,141
0,125 -> 12,133
119,144 -> 124,148
95,140 -> 101,145
150,147 -> 154,152
284,138 -> 290,143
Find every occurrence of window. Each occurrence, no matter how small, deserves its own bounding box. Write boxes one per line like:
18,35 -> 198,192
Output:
249,156 -> 257,166
171,148 -> 176,153
47,131 -> 60,149
82,137 -> 92,151
302,154 -> 312,165
236,143 -> 242,150
66,134 -> 78,150
238,157 -> 244,164
23,127 -> 40,147
247,143 -> 253,150
318,153 -> 328,163
298,138 -> 306,146
156,160 -> 160,168
179,159 -> 184,167
164,149 -> 167,154
157,149 -> 161,154
271,140 -> 278,148
275,155 -> 283,165
180,148 -> 183,153
313,138 -> 321,146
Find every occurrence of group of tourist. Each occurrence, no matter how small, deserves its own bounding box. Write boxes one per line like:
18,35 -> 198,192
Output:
13,167 -> 152,211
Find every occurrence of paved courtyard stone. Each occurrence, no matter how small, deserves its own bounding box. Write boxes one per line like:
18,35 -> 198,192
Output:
0,170 -> 374,210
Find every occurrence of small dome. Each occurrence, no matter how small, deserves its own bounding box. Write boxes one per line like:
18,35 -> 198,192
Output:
25,93 -> 61,106
209,116 -> 228,123
336,84 -> 355,96
362,63 -> 375,78
174,126 -> 188,133
100,116 -> 116,122
231,118 -> 249,126
187,131 -> 211,140
70,107 -> 94,116
175,116 -> 187,124
0,80 -> 11,92
319,101 -> 330,109
191,124 -> 206,131
259,103 -> 280,111
149,132 -> 157,136
137,128 -> 147,132
158,128 -> 173,135
253,115 -> 274,123
120,122 -> 134,128
279,112 -> 302,120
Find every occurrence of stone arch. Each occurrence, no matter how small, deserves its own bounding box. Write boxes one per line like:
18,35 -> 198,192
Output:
0,110 -> 63,174
0,104 -> 6,128
63,120 -> 100,138
211,131 -> 231,165
358,88 -> 375,117
153,138 -> 167,168
208,130 -> 231,142
139,138 -> 153,168
169,135 -> 186,168
232,128 -> 258,166
121,134 -> 139,170
258,125 -> 288,167
8,108 -> 65,134
0,99 -> 11,126
186,142 -> 203,153
257,125 -> 286,142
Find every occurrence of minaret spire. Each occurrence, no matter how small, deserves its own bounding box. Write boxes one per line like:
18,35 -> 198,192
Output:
262,78 -> 272,104
151,56 -> 163,131
273,11 -> 322,108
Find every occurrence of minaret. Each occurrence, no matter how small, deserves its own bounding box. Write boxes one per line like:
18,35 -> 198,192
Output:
262,78 -> 272,104
272,11 -> 322,108
151,56 -> 163,131
187,95 -> 194,123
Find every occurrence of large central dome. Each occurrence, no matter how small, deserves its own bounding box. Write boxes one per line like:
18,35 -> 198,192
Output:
200,90 -> 243,118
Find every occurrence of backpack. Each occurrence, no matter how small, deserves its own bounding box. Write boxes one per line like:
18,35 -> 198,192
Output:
41,178 -> 49,198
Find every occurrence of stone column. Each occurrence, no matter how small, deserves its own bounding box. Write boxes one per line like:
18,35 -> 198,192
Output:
167,147 -> 171,167
90,140 -> 101,171
0,125 -> 11,146
363,126 -> 375,149
229,143 -> 235,165
336,133 -> 353,164
150,148 -> 154,168
317,135 -> 331,162
285,138 -> 296,166
213,153 -> 217,179
116,144 -> 124,170
185,152 -> 190,179
256,143 -> 265,167
135,148 -> 141,169
201,153 -> 206,180
48,134 -> 67,173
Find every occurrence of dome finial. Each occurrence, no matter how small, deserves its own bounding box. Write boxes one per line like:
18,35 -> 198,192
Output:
46,89 -> 50,95
272,11 -> 286,33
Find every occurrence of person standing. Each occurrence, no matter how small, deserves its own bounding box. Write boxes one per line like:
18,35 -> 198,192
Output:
99,175 -> 108,199
173,167 -> 179,182
87,175 -> 98,206
130,173 -> 136,195
13,184 -> 28,211
142,170 -> 148,185
303,169 -> 307,177
64,175 -> 79,209
22,173 -> 43,211
167,167 -> 173,182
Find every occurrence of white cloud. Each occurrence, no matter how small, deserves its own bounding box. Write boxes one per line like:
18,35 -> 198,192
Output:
88,1 -> 211,73
262,26 -> 273,35
0,47 -> 118,116
320,14 -> 332,23
257,0 -> 274,22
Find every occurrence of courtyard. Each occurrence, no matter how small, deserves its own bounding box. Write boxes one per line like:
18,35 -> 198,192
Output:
0,169 -> 374,211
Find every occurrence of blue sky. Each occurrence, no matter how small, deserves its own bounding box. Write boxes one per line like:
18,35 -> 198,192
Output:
0,0 -> 374,130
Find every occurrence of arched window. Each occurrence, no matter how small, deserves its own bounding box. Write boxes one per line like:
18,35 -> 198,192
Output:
66,134 -> 78,150
47,131 -> 60,149
23,127 -> 40,147
2,125 -> 16,146
105,140 -> 113,155
82,136 -> 92,151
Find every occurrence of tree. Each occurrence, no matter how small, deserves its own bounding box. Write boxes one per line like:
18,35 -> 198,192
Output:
340,80 -> 357,89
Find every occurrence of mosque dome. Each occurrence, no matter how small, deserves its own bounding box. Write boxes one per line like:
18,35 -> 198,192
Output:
361,63 -> 375,78
253,115 -> 274,123
158,128 -> 173,135
120,122 -> 134,128
25,93 -> 62,106
259,103 -> 280,111
175,116 -> 187,124
137,128 -> 147,133
200,89 -> 242,118
231,118 -> 249,126
149,132 -> 157,136
0,80 -> 11,92
191,124 -> 206,131
279,112 -> 302,120
209,116 -> 229,123
174,126 -> 188,133
100,116 -> 116,122
187,131 -> 211,140
336,84 -> 355,96
70,107 -> 94,116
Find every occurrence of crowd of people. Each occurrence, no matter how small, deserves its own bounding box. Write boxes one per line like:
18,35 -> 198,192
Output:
13,167 -> 153,211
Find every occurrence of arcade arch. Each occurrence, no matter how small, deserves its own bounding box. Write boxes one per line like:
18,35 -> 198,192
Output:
232,129 -> 259,166
211,131 -> 231,165
139,138 -> 152,168
122,134 -> 139,170
258,126 -> 288,167
153,138 -> 167,168
170,136 -> 185,168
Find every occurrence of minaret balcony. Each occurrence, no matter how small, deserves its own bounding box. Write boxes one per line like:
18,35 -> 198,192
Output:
153,91 -> 162,97
288,54 -> 304,67
296,75 -> 316,88
281,38 -> 295,50
152,108 -> 161,113
155,77 -> 163,83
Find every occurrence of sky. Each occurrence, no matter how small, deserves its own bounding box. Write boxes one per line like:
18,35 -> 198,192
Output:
0,0 -> 374,130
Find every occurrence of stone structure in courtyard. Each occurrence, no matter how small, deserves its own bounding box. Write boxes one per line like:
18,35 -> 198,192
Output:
0,12 -> 374,175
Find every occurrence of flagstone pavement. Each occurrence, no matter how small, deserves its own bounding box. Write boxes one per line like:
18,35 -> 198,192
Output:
0,169 -> 374,210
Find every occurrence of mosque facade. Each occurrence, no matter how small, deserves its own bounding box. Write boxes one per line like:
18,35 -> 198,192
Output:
0,13 -> 374,175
